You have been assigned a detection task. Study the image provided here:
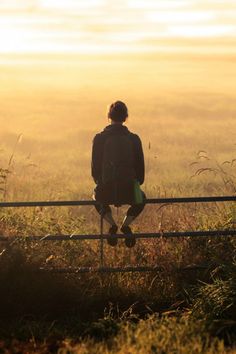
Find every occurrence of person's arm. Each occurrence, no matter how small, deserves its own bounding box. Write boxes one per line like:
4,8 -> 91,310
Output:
133,134 -> 145,185
91,134 -> 103,184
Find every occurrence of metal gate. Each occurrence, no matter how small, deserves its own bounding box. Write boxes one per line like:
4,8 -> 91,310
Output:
0,196 -> 236,273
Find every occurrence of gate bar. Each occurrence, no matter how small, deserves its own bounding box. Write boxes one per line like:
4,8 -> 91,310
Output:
39,266 -> 163,273
1,229 -> 236,242
0,195 -> 236,208
38,264 -> 209,274
100,215 -> 104,267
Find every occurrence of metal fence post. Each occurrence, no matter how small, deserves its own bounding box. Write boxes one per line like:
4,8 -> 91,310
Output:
232,203 -> 236,228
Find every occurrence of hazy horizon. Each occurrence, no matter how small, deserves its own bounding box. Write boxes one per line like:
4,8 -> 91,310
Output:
0,0 -> 235,58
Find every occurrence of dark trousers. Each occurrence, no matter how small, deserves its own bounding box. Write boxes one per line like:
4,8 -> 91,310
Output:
95,192 -> 146,218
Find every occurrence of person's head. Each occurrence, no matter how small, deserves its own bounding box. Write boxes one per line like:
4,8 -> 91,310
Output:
107,101 -> 128,123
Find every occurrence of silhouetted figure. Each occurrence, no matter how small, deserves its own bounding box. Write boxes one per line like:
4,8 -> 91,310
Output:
92,101 -> 145,247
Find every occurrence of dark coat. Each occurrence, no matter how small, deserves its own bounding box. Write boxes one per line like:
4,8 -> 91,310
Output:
91,124 -> 145,205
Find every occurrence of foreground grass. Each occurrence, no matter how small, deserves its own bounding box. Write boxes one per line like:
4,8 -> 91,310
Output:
59,315 -> 234,354
0,238 -> 236,353
1,315 -> 234,354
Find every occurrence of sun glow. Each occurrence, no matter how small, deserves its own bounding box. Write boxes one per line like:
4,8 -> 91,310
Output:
0,0 -> 235,55
39,0 -> 104,9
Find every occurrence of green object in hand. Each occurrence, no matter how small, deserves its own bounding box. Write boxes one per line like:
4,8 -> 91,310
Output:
134,180 -> 143,204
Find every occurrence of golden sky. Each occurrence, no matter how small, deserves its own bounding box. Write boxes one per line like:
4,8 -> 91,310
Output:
0,0 -> 235,55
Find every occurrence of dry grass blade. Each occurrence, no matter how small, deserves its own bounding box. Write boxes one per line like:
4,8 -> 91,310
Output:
8,133 -> 23,169
197,150 -> 207,156
189,161 -> 199,167
193,168 -> 215,177
231,159 -> 236,166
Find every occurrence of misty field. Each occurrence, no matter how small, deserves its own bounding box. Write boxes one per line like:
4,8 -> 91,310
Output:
0,55 -> 236,352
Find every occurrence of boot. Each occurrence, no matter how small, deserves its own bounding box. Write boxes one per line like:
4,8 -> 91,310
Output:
120,224 -> 136,248
107,224 -> 118,247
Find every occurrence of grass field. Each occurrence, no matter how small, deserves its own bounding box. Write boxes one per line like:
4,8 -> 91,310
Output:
0,54 -> 236,352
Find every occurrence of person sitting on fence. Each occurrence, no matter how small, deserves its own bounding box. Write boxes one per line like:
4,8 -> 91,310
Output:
91,100 -> 145,248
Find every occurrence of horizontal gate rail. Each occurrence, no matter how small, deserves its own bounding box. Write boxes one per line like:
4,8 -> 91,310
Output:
1,195 -> 235,273
38,264 -> 208,274
1,229 -> 236,242
0,195 -> 236,208
39,266 -> 163,273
